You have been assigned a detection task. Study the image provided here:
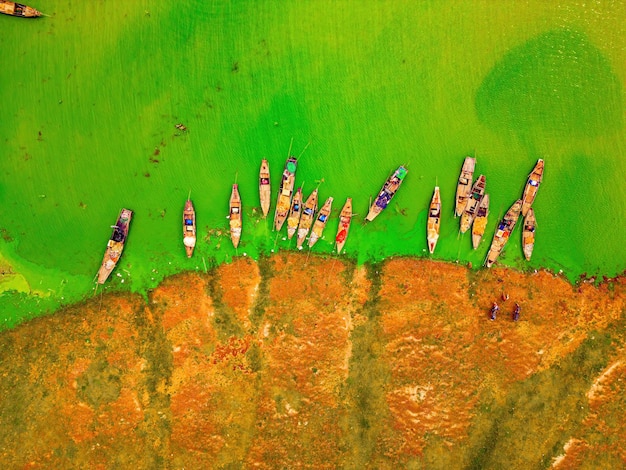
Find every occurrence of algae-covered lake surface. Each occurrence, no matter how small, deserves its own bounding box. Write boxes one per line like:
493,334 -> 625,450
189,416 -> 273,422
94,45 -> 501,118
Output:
1,0 -> 625,325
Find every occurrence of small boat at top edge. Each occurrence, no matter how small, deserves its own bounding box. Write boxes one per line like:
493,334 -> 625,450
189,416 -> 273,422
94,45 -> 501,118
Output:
182,198 -> 196,258
471,194 -> 489,249
0,1 -> 44,17
427,186 -> 441,254
274,157 -> 297,231
365,165 -> 408,222
455,156 -> 476,217
97,208 -> 133,284
309,197 -> 333,248
521,159 -> 544,217
229,184 -> 242,248
259,159 -> 271,218
335,197 -> 353,253
459,174 -> 486,233
522,208 -> 536,261
296,189 -> 318,248
485,199 -> 522,268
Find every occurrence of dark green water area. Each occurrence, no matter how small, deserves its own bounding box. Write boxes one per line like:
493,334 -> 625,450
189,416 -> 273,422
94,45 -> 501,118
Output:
1,1 -> 625,326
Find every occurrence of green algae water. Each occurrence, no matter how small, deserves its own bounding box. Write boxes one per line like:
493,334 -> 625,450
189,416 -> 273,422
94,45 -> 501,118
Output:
1,0 -> 625,327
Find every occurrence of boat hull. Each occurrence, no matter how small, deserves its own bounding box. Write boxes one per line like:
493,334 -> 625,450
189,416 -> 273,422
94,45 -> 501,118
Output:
485,199 -> 522,267
183,199 -> 196,258
365,166 -> 408,222
309,197 -> 333,248
335,198 -> 352,253
522,208 -> 536,261
259,159 -> 271,218
0,1 -> 43,17
455,157 -> 476,217
521,159 -> 544,216
97,209 -> 133,284
286,187 -> 303,240
296,189 -> 318,248
459,175 -> 486,233
471,194 -> 489,250
229,184 -> 242,248
274,157 -> 297,231
426,187 -> 441,254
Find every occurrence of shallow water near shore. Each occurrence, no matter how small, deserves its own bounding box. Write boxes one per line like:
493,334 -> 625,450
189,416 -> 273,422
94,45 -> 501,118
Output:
1,0 -> 625,326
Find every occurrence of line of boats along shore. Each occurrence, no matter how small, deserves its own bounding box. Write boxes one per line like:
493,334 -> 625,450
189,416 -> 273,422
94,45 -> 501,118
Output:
96,154 -> 544,284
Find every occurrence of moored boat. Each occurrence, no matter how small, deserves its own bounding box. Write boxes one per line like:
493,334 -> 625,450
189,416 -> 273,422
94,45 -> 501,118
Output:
484,199 -> 522,268
521,159 -> 544,216
335,197 -> 353,253
459,174 -> 486,233
365,165 -> 408,222
97,209 -> 133,284
296,189 -> 318,248
309,197 -> 333,248
273,157 -> 297,231
0,0 -> 44,17
455,156 -> 476,217
427,186 -> 441,254
471,194 -> 489,249
286,186 -> 303,240
229,184 -> 242,248
522,208 -> 536,261
182,198 -> 196,258
259,159 -> 271,218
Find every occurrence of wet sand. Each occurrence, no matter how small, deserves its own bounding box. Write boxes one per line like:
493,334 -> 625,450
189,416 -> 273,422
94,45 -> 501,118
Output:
0,254 -> 624,468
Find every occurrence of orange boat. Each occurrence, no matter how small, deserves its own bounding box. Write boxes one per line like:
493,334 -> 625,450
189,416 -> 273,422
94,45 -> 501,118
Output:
229,184 -> 242,248
274,157 -> 297,231
259,159 -> 271,218
471,194 -> 489,249
335,198 -> 353,253
521,159 -> 544,216
286,186 -> 303,240
522,208 -> 536,261
455,157 -> 476,217
0,1 -> 44,17
309,197 -> 333,248
182,198 -> 196,258
97,209 -> 133,284
460,174 -> 486,233
485,199 -> 522,268
427,186 -> 441,254
296,189 -> 318,248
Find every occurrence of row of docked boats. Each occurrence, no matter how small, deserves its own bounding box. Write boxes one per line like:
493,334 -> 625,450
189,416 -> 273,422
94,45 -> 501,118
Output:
0,0 -> 44,17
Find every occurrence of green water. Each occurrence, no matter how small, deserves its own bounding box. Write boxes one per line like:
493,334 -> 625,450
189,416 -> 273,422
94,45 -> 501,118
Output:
1,0 -> 625,326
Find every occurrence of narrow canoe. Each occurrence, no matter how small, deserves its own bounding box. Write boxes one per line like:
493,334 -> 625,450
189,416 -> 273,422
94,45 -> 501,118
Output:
426,186 -> 441,254
274,157 -> 297,231
455,157 -> 476,217
521,159 -> 544,217
365,165 -> 408,222
471,194 -> 489,249
459,174 -> 486,233
97,209 -> 133,284
182,199 -> 196,258
335,197 -> 353,253
286,186 -> 303,240
309,197 -> 333,248
522,208 -> 536,261
485,199 -> 522,268
296,189 -> 318,248
259,159 -> 271,218
229,184 -> 242,248
0,1 -> 43,17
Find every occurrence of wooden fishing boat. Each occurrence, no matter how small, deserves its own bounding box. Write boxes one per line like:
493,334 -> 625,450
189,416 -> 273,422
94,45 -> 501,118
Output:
296,189 -> 318,248
309,197 -> 333,248
521,159 -> 544,216
286,186 -> 303,240
182,198 -> 196,258
335,197 -> 353,253
522,207 -> 536,261
259,159 -> 271,218
365,165 -> 408,222
484,199 -> 522,268
0,1 -> 43,17
459,174 -> 486,233
471,193 -> 489,249
229,184 -> 242,248
97,209 -> 133,284
455,157 -> 476,217
273,157 -> 297,231
427,186 -> 441,254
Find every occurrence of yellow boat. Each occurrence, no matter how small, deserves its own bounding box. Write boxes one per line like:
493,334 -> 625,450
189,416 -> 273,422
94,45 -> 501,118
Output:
182,198 -> 196,258
485,199 -> 522,268
259,159 -> 271,218
229,184 -> 242,248
521,159 -> 544,216
309,197 -> 333,248
296,189 -> 318,248
335,198 -> 353,253
471,194 -> 489,249
426,187 -> 441,254
273,157 -> 297,231
286,186 -> 303,240
522,207 -> 536,261
459,174 -> 486,233
0,1 -> 44,17
455,157 -> 476,217
97,209 -> 133,284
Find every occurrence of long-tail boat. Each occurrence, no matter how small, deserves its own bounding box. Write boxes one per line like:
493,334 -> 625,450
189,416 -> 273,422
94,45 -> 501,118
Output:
459,174 -> 486,233
229,184 -> 242,248
471,194 -> 489,249
286,186 -> 303,240
296,189 -> 318,248
0,1 -> 44,17
309,197 -> 333,248
97,209 -> 133,284
335,197 -> 353,253
455,157 -> 476,217
484,199 -> 522,268
427,186 -> 441,254
259,159 -> 271,218
182,197 -> 196,258
273,157 -> 297,231
522,207 -> 536,261
521,159 -> 544,216
365,165 -> 408,222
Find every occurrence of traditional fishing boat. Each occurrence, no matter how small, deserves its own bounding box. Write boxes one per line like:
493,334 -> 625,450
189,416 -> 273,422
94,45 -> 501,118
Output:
455,156 -> 476,217
459,174 -> 486,233
97,209 -> 133,284
522,208 -> 536,261
471,194 -> 489,249
259,159 -> 271,218
309,197 -> 333,248
273,157 -> 297,231
484,199 -> 522,268
365,165 -> 408,222
296,189 -> 318,248
182,198 -> 196,258
229,184 -> 242,248
521,159 -> 544,216
0,0 -> 44,17
427,186 -> 441,254
286,186 -> 303,240
335,198 -> 353,253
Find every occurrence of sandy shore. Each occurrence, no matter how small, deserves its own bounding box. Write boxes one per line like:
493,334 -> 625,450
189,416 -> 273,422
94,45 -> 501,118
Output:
0,254 -> 624,468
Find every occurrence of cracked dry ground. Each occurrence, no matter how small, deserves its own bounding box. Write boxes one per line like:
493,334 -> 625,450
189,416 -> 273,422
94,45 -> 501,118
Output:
0,254 -> 625,468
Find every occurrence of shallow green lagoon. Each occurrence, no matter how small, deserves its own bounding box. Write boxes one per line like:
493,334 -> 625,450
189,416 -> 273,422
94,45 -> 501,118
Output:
1,0 -> 625,326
